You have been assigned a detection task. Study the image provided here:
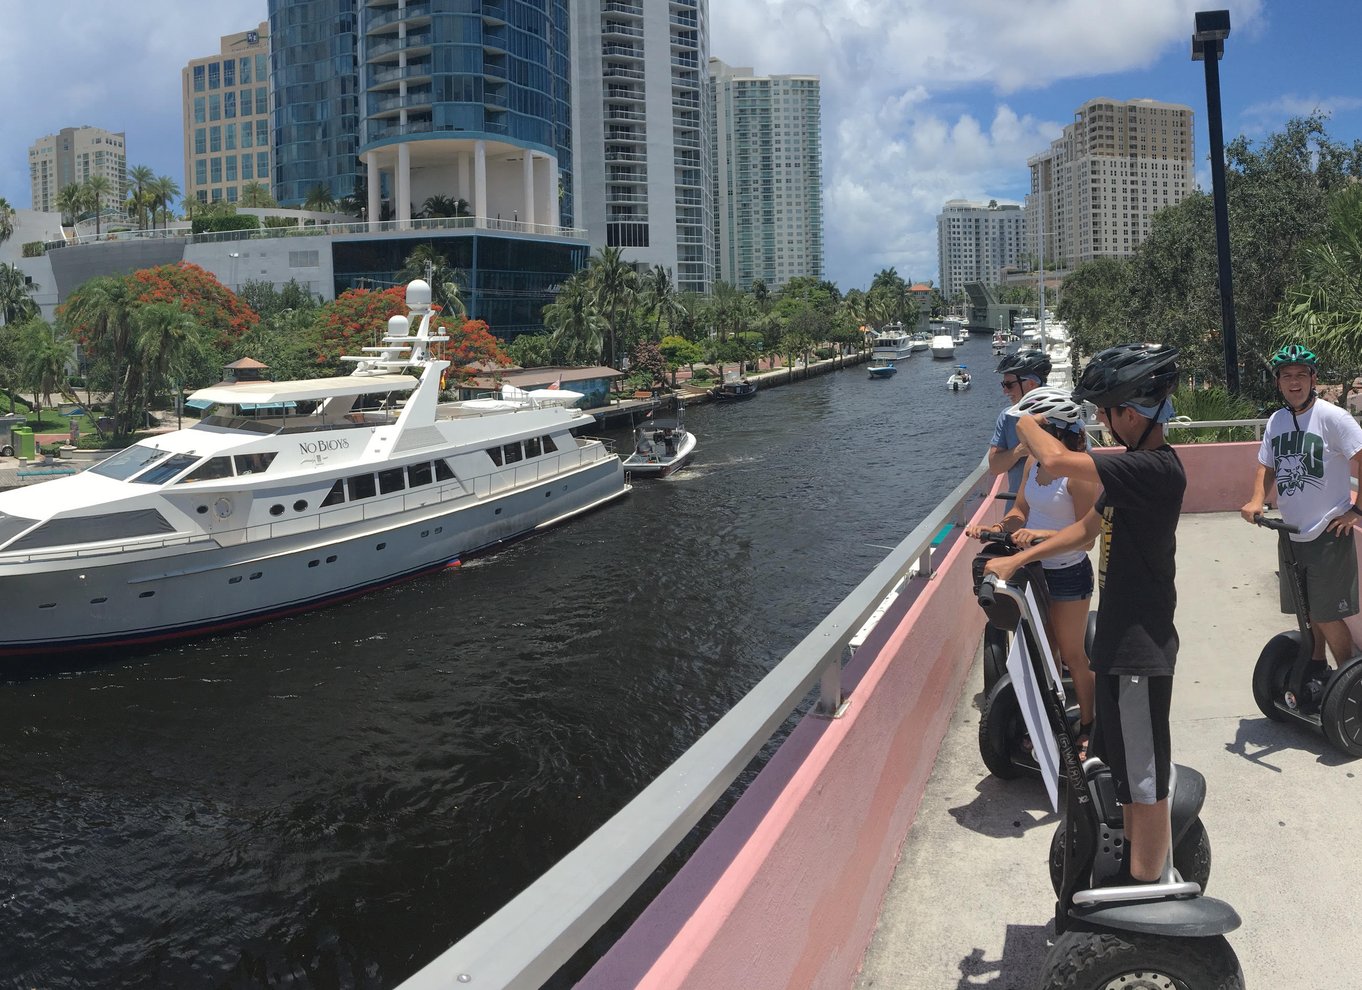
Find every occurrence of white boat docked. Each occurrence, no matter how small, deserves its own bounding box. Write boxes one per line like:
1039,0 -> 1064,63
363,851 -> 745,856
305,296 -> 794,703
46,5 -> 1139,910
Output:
622,410 -> 696,479
870,323 -> 914,360
909,332 -> 930,352
929,334 -> 956,359
945,366 -> 972,391
0,280 -> 629,658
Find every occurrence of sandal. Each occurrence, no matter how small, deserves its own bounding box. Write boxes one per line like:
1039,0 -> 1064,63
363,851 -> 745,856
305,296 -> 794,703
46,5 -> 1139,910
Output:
1076,721 -> 1093,761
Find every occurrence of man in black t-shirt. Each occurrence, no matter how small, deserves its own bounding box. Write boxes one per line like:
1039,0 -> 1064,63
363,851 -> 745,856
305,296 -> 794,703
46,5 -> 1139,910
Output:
984,344 -> 1184,885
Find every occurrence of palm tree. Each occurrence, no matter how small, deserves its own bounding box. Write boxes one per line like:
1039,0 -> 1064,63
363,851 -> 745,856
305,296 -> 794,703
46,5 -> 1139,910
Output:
62,276 -> 137,435
0,263 -> 40,326
1272,184 -> 1362,367
56,184 -> 86,229
396,244 -> 468,319
642,265 -> 681,341
587,246 -> 638,368
149,175 -> 181,231
420,194 -> 470,219
134,303 -> 205,429
304,184 -> 337,212
18,319 -> 74,427
239,181 -> 276,208
128,165 -> 156,230
543,276 -> 605,366
83,176 -> 113,236
0,196 -> 15,248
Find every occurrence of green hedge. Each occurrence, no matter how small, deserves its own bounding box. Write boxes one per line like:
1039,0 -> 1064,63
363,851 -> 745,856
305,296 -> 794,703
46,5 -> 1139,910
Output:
22,241 -> 45,257
192,214 -> 261,234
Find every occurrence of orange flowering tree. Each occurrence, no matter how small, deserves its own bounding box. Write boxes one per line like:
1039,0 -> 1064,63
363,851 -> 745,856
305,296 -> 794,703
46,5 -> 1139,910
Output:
444,318 -> 509,381
127,262 -> 259,352
312,286 -> 409,374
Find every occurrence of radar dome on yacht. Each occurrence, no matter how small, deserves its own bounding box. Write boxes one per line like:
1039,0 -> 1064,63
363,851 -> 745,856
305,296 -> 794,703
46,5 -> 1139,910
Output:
388,315 -> 411,337
405,280 -> 432,309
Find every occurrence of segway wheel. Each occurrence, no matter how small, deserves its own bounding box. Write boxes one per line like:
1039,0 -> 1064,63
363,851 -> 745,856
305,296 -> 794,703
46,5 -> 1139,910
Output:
978,674 -> 1030,779
982,625 -> 1009,694
1320,661 -> 1362,758
1048,817 -> 1212,897
1038,930 -> 1243,990
1084,609 -> 1097,659
1251,631 -> 1302,723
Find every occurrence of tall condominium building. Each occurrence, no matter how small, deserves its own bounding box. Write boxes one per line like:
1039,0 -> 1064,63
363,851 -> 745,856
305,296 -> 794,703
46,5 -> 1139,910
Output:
1026,97 -> 1194,268
571,0 -> 714,294
267,0 -> 572,226
28,126 -> 127,213
709,59 -> 823,292
935,199 -> 1024,300
182,22 -> 272,206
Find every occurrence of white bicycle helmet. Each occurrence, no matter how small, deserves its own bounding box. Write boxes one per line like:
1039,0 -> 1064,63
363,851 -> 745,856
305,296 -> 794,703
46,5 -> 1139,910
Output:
1005,385 -> 1086,427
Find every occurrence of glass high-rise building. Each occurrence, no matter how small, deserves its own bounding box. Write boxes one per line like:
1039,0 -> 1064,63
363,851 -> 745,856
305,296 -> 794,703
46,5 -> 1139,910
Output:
571,0 -> 714,294
709,58 -> 822,292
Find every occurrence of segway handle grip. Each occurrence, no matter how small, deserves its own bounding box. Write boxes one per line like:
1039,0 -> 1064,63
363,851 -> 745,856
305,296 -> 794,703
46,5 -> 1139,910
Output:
1254,514 -> 1300,534
977,577 -> 997,609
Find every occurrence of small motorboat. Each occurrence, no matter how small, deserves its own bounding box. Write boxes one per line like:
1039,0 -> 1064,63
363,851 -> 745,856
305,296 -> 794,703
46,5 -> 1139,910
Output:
992,332 -> 1009,355
867,359 -> 898,379
711,376 -> 758,401
946,365 -> 972,391
622,408 -> 697,478
930,334 -> 956,359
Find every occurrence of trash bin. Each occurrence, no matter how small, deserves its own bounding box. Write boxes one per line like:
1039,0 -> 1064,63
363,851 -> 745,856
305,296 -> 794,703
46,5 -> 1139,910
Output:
12,426 -> 35,460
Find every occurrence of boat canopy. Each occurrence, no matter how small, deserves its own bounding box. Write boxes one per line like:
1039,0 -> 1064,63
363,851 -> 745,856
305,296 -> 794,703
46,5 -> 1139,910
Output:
187,374 -> 417,406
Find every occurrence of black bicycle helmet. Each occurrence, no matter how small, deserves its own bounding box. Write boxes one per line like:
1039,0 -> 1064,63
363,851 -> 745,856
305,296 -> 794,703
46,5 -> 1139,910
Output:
1269,344 -> 1318,375
1072,343 -> 1180,409
995,349 -> 1052,381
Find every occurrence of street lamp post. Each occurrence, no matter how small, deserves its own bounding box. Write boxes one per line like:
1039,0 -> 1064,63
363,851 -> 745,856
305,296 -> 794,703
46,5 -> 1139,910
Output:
1192,10 -> 1237,392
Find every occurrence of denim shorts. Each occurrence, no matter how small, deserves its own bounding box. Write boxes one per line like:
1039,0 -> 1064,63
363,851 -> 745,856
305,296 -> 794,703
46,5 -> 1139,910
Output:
1043,557 -> 1094,602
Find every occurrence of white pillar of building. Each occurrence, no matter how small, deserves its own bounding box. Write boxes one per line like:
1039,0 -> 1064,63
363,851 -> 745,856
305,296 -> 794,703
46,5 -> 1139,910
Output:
541,154 -> 558,229
366,154 -> 381,231
396,142 -> 411,229
521,151 -> 534,228
474,140 -> 488,223
455,153 -> 469,207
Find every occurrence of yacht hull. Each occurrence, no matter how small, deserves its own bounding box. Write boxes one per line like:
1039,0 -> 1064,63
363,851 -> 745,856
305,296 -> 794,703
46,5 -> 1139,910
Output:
0,459 -> 625,658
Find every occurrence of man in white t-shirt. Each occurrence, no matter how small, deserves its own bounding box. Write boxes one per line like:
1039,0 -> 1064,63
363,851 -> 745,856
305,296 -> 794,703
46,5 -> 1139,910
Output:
1241,344 -> 1362,668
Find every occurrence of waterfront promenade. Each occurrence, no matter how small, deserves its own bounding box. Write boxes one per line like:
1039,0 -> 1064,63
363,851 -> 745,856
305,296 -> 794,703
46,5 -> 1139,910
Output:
856,510 -> 1362,988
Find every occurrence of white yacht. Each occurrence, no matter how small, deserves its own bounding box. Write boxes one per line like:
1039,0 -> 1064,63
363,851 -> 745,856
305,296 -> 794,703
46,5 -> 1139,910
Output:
929,334 -> 956,359
0,280 -> 628,658
870,322 -> 914,360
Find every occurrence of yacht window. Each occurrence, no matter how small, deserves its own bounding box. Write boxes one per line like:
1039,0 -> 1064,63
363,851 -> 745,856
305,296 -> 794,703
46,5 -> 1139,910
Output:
541,434 -> 558,452
347,474 -> 377,500
321,480 -> 345,507
502,442 -> 522,464
90,445 -> 171,481
378,468 -> 405,494
179,456 -> 234,483
434,460 -> 455,482
234,452 -> 277,475
487,447 -> 503,467
7,509 -> 175,550
133,453 -> 201,485
0,510 -> 39,548
407,462 -> 433,487
524,437 -> 542,457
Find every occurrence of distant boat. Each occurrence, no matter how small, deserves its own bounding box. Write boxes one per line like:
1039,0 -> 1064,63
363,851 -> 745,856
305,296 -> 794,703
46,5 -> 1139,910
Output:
622,408 -> 697,479
870,322 -> 914,360
946,365 -> 972,391
930,334 -> 956,359
909,332 -> 930,352
867,359 -> 898,380
711,377 -> 758,401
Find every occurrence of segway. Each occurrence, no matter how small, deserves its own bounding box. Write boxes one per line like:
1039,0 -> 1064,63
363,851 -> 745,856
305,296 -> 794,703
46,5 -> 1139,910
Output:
977,567 -> 1243,988
1252,513 -> 1362,757
972,529 -> 1097,781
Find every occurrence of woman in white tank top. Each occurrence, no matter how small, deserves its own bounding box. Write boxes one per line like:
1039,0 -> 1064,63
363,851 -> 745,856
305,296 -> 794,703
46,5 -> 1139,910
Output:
969,410 -> 1099,754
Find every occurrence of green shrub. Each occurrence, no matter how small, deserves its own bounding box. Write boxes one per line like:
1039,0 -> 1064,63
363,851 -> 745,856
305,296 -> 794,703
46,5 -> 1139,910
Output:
690,367 -> 715,381
22,241 -> 45,257
192,214 -> 261,234
262,216 -> 298,229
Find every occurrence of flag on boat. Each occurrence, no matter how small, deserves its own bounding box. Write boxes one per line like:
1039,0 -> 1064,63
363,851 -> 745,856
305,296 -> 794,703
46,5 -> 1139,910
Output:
547,374 -> 562,390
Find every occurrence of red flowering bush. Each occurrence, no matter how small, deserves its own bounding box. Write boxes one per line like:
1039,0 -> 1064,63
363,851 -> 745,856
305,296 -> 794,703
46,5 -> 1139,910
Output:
128,262 -> 259,352
445,319 -> 509,380
312,287 -> 410,372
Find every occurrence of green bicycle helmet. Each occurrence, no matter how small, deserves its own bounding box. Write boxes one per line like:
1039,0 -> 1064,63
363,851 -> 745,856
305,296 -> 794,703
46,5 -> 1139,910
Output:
1269,344 -> 1318,375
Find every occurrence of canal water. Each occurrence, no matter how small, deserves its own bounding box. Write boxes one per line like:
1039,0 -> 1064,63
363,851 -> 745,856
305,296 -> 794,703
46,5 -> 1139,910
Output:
1,345 -> 1004,988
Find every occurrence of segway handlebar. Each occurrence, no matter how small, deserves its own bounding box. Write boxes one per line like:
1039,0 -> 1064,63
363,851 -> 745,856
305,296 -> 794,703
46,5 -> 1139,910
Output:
1253,513 -> 1300,534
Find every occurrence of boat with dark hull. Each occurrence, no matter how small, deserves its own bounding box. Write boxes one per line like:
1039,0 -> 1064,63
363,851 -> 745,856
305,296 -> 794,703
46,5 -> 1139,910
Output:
711,377 -> 758,401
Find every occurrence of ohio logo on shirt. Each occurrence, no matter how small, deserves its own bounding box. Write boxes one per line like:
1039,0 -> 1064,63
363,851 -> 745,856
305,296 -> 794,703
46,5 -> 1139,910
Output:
1271,430 -> 1324,497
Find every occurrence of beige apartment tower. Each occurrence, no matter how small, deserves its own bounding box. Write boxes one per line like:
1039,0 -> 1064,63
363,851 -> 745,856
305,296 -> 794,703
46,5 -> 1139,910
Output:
1026,97 -> 1194,270
182,22 -> 272,206
28,126 -> 127,214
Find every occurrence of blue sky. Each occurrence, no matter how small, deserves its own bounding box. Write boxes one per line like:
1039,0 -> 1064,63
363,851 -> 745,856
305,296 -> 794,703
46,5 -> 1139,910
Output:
2,1 -> 1358,293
